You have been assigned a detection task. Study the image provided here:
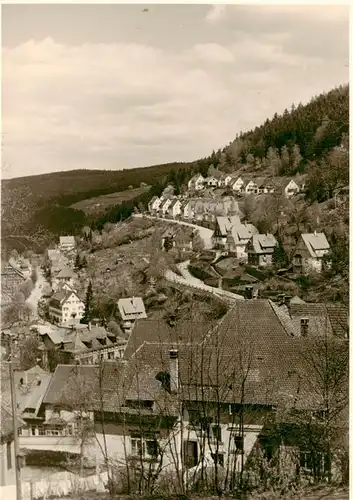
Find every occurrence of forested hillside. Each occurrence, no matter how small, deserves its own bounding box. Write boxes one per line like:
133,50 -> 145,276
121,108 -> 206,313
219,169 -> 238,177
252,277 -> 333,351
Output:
1,84 -> 348,251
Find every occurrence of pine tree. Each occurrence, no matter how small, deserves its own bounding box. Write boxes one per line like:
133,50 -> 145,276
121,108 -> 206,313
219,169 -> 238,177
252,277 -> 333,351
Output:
272,239 -> 289,269
280,145 -> 290,175
82,281 -> 94,324
74,253 -> 81,270
291,144 -> 302,173
266,147 -> 281,176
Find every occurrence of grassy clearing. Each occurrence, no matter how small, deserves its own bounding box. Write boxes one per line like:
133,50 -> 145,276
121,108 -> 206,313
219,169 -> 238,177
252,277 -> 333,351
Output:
70,186 -> 150,215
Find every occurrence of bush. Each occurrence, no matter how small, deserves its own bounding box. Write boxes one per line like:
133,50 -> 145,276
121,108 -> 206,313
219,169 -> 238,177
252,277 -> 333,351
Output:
188,265 -> 213,282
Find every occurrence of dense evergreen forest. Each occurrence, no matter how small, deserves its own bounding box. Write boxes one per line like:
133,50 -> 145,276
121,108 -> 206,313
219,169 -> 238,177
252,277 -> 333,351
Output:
1,84 -> 349,247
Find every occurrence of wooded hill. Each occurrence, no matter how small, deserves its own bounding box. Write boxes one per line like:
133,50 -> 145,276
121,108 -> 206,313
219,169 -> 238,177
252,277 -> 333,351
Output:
1,84 -> 348,250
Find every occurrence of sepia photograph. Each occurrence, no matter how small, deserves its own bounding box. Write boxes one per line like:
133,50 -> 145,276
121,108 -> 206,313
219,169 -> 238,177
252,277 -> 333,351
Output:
1,3 -> 349,500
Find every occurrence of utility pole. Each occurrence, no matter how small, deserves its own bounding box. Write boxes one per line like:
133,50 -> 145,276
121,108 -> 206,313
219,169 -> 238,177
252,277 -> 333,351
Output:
9,359 -> 22,500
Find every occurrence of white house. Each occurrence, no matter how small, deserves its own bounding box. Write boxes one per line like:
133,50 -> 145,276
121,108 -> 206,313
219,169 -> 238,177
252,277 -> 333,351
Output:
212,215 -> 242,248
219,174 -> 233,188
188,174 -> 205,191
244,180 -> 258,195
284,179 -> 300,198
148,196 -> 161,213
160,198 -> 173,216
59,236 -> 76,252
231,177 -> 245,193
118,297 -> 147,334
48,289 -> 85,325
204,176 -> 219,188
226,223 -> 259,259
292,232 -> 330,274
168,199 -> 182,218
52,266 -> 75,291
0,403 -> 24,494
181,200 -> 191,219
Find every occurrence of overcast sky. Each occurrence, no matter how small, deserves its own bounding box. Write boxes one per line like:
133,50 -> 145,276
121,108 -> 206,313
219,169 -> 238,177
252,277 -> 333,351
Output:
2,4 -> 349,179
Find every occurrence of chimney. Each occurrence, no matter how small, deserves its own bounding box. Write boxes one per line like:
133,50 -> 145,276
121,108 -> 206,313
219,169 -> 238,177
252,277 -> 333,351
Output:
245,285 -> 253,299
88,322 -> 91,331
169,349 -> 179,392
284,295 -> 291,307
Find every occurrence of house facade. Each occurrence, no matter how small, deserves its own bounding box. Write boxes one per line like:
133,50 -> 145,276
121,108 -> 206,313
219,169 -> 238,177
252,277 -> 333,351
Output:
59,236 -> 76,252
246,234 -> 277,267
148,196 -> 161,214
0,404 -> 23,492
284,180 -> 300,198
48,290 -> 85,325
188,174 -> 205,191
231,177 -> 244,192
226,223 -> 259,259
292,232 -> 330,274
204,176 -> 219,188
168,199 -> 182,218
160,198 -> 173,216
25,299 -> 347,483
244,180 -> 258,195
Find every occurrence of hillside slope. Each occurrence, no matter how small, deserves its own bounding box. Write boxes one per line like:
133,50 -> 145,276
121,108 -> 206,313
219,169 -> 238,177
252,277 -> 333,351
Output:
1,84 -> 348,251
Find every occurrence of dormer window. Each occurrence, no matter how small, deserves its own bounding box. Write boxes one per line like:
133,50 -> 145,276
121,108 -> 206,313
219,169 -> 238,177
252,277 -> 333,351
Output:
301,318 -> 309,336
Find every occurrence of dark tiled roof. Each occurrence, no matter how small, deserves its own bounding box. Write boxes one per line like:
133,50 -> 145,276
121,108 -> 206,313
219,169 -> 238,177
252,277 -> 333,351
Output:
124,311 -> 216,359
289,303 -> 348,337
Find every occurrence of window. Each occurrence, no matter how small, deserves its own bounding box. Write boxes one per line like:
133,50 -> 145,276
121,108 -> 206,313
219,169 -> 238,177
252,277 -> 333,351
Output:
66,425 -> 74,436
31,426 -> 36,436
211,452 -> 224,467
107,352 -> 114,360
7,442 -> 12,469
38,427 -> 45,436
211,424 -> 222,443
145,439 -> 158,458
300,451 -> 330,475
131,438 -> 144,457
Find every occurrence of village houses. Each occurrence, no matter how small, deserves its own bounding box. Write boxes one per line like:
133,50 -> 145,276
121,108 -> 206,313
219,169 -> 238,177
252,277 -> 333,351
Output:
13,300 -> 347,482
225,222 -> 259,259
188,174 -> 205,191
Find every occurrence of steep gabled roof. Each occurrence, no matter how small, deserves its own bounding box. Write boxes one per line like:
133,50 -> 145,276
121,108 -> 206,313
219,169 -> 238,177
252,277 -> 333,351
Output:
118,297 -> 147,319
301,233 -> 330,258
56,267 -> 74,279
250,234 -> 277,254
59,236 -> 75,246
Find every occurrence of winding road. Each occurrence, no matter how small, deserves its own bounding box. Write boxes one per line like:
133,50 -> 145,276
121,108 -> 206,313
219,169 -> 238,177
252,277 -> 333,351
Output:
134,214 -> 214,249
165,260 -> 244,302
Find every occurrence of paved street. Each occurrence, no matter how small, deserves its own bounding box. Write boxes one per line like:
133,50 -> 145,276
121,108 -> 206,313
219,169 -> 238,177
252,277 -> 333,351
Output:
134,214 -> 214,249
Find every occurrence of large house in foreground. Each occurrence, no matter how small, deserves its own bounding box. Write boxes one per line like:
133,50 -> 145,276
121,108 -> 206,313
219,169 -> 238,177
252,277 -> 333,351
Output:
17,300 -> 347,484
